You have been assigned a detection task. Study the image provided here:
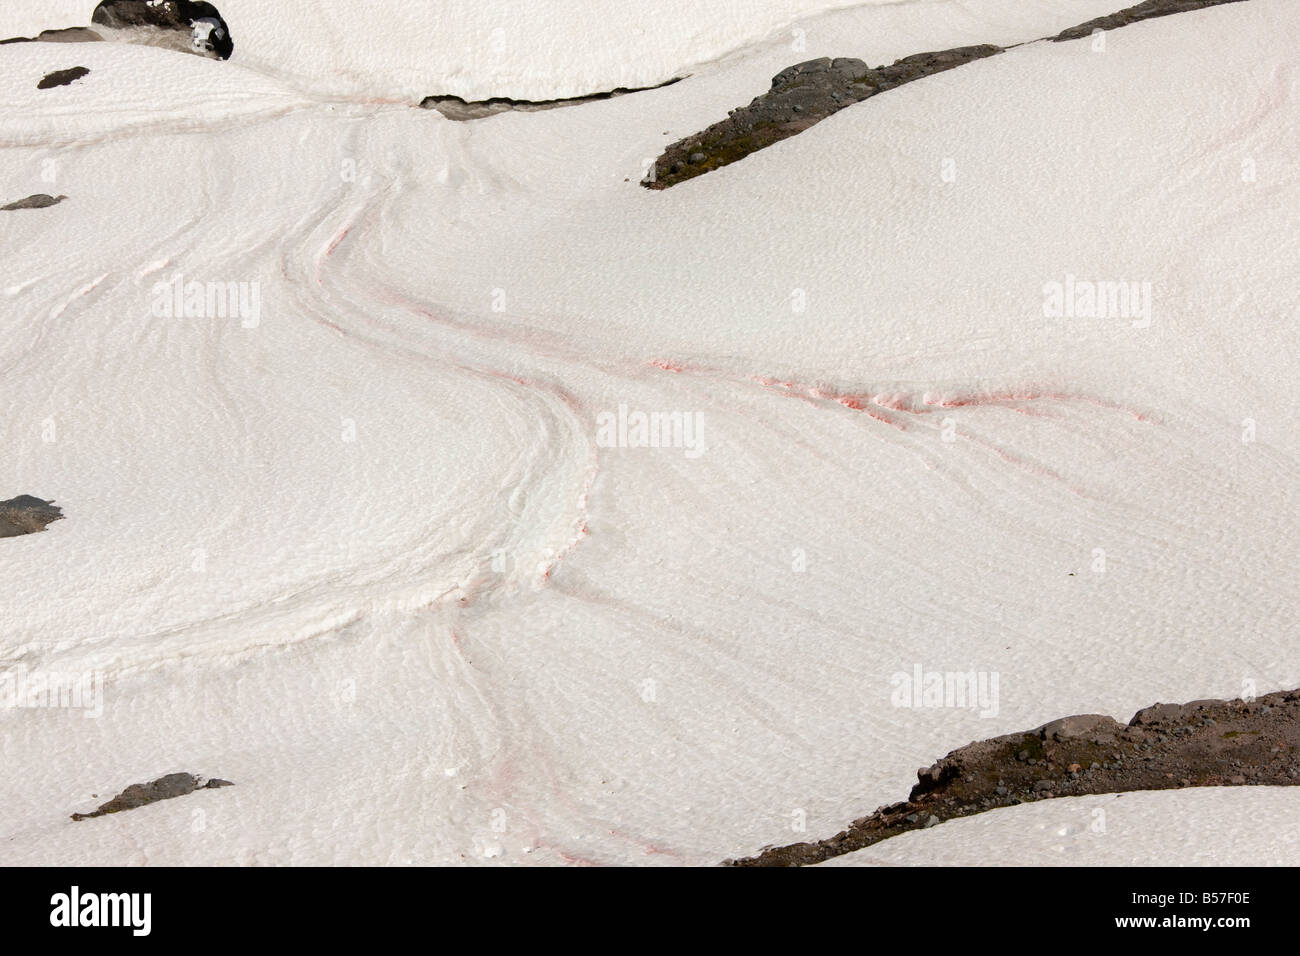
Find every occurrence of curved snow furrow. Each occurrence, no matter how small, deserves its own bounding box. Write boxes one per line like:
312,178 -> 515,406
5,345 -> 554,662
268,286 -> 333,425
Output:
281,272 -> 590,648
286,179 -> 604,603
2,0 -> 1298,865
453,601 -> 827,865
1,117 -> 592,675
635,360 -> 1168,506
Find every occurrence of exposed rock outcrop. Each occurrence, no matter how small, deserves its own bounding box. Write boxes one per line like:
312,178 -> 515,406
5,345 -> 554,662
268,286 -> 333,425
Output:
1,2 -> 232,59
644,47 -> 1002,189
728,688 -> 1300,866
91,0 -> 233,59
645,0 -> 1256,189
37,66 -> 90,89
71,773 -> 233,821
0,496 -> 64,536
421,78 -> 682,121
1,194 -> 67,211
1053,0 -> 1249,42
0,28 -> 104,47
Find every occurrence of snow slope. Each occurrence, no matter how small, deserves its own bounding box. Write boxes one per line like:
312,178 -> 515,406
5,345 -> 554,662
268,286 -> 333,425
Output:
1,0 -> 1128,100
818,788 -> 1300,866
1,0 -> 1297,865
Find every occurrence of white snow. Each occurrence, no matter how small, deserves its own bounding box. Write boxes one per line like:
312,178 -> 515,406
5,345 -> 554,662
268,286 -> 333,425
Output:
1,0 -> 1128,101
818,788 -> 1300,866
1,0 -> 1297,865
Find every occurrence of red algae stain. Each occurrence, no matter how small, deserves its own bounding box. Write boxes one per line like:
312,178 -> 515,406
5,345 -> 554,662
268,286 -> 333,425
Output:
870,393 -> 919,413
960,431 -> 1093,497
921,389 -> 1155,423
605,826 -> 689,861
552,848 -> 604,866
750,377 -> 910,428
736,373 -> 1160,438
866,410 -> 906,429
325,226 -> 351,258
480,367 -> 532,387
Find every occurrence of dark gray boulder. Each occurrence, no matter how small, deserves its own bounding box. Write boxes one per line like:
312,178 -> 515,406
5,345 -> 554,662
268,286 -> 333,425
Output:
91,1 -> 233,59
2,194 -> 68,211
1130,701 -> 1195,725
71,773 -> 234,820
37,66 -> 90,89
0,496 -> 64,536
1038,714 -> 1126,741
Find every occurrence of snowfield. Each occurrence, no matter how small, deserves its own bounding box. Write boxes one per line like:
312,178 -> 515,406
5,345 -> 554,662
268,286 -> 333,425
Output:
818,788 -> 1300,866
1,0 -> 1297,865
0,0 -> 1130,101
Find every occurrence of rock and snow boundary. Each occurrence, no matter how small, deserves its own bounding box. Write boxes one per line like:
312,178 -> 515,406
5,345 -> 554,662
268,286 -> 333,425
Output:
1,0 -> 1296,866
732,689 -> 1300,866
